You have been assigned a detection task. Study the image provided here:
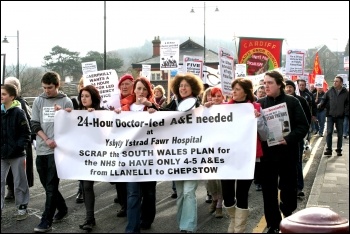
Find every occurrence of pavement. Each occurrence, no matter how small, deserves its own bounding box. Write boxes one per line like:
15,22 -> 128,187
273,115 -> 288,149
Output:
306,131 -> 349,220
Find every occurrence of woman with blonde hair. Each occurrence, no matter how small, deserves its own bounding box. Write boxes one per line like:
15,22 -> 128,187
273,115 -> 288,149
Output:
201,87 -> 213,105
204,87 -> 225,218
153,85 -> 167,108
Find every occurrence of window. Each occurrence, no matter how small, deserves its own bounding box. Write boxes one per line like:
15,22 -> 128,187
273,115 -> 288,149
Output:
151,71 -> 162,81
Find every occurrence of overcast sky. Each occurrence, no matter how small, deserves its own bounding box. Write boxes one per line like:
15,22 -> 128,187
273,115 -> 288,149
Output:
1,1 -> 349,67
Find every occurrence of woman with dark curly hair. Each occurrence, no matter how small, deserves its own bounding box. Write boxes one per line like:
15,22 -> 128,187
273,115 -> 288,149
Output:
149,73 -> 203,233
161,73 -> 203,112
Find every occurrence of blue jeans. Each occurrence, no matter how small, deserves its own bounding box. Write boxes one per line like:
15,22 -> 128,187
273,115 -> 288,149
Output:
175,180 -> 198,232
343,116 -> 349,137
315,109 -> 326,135
36,154 -> 67,223
326,117 -> 344,151
125,181 -> 156,233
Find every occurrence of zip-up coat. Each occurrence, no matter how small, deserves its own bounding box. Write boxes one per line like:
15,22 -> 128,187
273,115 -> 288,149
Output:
319,87 -> 349,118
1,100 -> 31,159
299,89 -> 317,117
257,92 -> 309,162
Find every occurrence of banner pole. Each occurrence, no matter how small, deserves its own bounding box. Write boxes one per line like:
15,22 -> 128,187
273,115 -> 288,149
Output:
167,72 -> 171,104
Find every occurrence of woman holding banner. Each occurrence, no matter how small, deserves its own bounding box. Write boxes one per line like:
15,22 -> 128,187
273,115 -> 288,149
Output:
206,78 -> 268,233
115,77 -> 158,233
112,74 -> 135,218
203,87 -> 225,218
149,73 -> 203,233
55,85 -> 104,231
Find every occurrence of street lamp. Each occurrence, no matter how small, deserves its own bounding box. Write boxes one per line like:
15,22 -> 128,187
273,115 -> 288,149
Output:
2,30 -> 19,79
190,2 -> 219,65
104,1 -> 106,70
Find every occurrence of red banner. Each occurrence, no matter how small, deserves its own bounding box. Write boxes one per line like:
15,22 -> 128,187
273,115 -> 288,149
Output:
237,37 -> 283,75
309,52 -> 328,91
309,52 -> 322,84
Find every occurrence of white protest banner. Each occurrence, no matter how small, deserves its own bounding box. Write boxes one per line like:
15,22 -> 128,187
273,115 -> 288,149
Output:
183,55 -> 203,80
218,47 -> 234,96
314,75 -> 324,88
246,73 -> 264,93
235,64 -> 247,78
337,74 -> 348,89
203,65 -> 221,87
83,70 -> 120,110
285,49 -> 306,75
54,104 -> 257,182
82,61 -> 98,75
141,65 -> 151,80
261,102 -> 291,147
160,40 -> 179,70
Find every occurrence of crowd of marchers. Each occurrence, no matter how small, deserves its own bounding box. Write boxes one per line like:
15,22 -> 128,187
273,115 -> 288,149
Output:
1,71 -> 348,233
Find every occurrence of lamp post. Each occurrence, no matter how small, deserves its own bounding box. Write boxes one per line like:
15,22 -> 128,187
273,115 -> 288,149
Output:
2,30 -> 19,79
104,1 -> 106,70
190,2 -> 219,65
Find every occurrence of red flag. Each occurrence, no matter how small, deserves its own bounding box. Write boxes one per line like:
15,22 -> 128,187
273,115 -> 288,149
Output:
310,52 -> 322,84
308,73 -> 314,84
323,79 -> 328,92
291,75 -> 298,81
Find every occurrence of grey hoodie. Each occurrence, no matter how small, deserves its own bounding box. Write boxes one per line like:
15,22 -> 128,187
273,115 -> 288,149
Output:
31,92 -> 73,155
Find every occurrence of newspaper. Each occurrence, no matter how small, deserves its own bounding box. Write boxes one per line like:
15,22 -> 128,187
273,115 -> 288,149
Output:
261,102 -> 290,146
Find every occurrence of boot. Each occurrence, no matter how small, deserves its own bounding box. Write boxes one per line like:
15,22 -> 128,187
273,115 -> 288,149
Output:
225,205 -> 236,233
75,191 -> 84,203
79,218 -> 96,231
234,207 -> 249,233
209,200 -> 218,213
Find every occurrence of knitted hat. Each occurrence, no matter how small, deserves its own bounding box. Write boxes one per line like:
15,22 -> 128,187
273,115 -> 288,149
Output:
285,80 -> 296,90
118,74 -> 134,88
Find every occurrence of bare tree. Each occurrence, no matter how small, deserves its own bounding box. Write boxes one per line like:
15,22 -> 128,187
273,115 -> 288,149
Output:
20,67 -> 45,97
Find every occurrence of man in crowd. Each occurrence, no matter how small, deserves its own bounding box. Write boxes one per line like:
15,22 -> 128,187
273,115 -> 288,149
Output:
313,87 -> 327,137
31,71 -> 73,232
285,80 -> 311,199
318,76 -> 349,157
257,71 -> 309,233
297,79 -> 317,139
